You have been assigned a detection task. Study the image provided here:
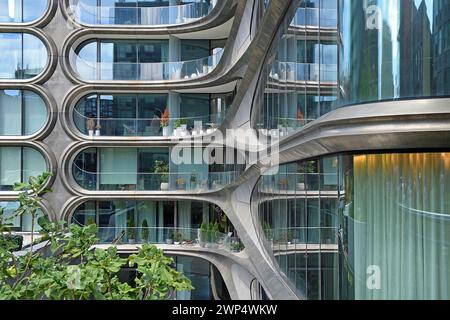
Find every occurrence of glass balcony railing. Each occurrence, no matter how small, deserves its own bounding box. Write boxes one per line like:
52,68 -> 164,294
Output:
258,172 -> 338,193
263,227 -> 338,248
269,61 -> 337,83
70,48 -> 224,81
256,117 -> 319,137
95,226 -> 242,252
73,109 -> 225,137
291,8 -> 337,28
73,164 -> 241,191
68,0 -> 216,26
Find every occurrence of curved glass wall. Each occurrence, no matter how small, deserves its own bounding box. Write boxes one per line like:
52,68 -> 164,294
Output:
339,0 -> 450,106
72,147 -> 244,191
253,2 -> 338,136
292,0 -> 337,28
69,0 -> 215,26
0,33 -> 48,80
0,0 -> 48,23
253,152 -> 450,300
73,91 -> 233,137
71,38 -> 224,81
0,147 -> 47,191
0,89 -> 48,136
71,199 -> 242,252
0,201 -> 43,232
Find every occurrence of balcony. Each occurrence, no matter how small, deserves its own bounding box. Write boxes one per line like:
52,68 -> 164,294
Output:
291,7 -> 337,28
68,0 -> 216,26
70,48 -> 223,82
269,61 -> 337,83
96,227 -> 242,252
73,164 -> 241,192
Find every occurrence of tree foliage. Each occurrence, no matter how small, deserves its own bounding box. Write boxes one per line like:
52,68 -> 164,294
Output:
0,173 -> 193,300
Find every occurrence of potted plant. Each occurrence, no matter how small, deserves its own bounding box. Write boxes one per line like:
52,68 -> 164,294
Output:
141,219 -> 149,243
154,160 -> 169,191
173,231 -> 183,245
166,229 -> 174,244
176,178 -> 186,190
297,161 -> 316,190
262,221 -> 273,242
95,123 -> 101,136
190,173 -> 197,190
230,241 -> 242,253
160,108 -> 169,136
127,217 -> 135,244
199,222 -> 207,247
173,118 -> 189,137
287,230 -> 295,245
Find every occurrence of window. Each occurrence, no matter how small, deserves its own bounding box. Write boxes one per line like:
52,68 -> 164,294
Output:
0,89 -> 47,136
0,0 -> 48,23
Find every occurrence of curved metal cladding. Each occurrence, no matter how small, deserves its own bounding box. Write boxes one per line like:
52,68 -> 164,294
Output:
338,0 -> 450,106
253,152 -> 450,300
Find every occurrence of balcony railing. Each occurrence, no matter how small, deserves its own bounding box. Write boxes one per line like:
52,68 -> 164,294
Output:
70,48 -> 224,81
68,0 -> 216,26
73,109 -> 225,137
95,226 -> 242,252
263,227 -> 338,247
73,164 -> 241,191
291,8 -> 337,28
258,172 -> 338,193
269,61 -> 337,83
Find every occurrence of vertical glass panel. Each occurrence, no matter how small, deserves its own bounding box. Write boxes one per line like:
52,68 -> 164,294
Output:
72,201 -> 97,226
22,33 -> 47,79
0,147 -> 21,190
23,90 -> 47,135
176,256 -> 211,300
0,89 -> 21,135
22,147 -> 46,182
0,201 -> 20,228
0,33 -> 22,79
100,148 -> 137,189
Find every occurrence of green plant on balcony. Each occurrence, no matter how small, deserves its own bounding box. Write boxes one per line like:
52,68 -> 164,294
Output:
141,219 -> 149,242
262,221 -> 273,240
127,217 -> 135,244
173,118 -> 188,129
173,231 -> 183,244
154,160 -> 169,184
230,241 -> 242,252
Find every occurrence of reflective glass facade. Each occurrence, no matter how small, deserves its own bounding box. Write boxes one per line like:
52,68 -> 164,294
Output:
0,33 -> 47,79
253,1 -> 338,135
292,0 -> 337,28
72,0 -> 213,26
72,147 -> 243,191
0,89 -> 47,135
73,38 -> 225,81
339,0 -> 450,106
253,152 -> 450,299
0,0 -> 48,23
73,92 -> 233,137
72,199 -> 242,251
0,147 -> 47,191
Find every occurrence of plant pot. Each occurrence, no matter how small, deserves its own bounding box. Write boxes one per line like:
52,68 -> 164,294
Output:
128,239 -> 135,244
297,183 -> 305,191
95,129 -> 101,136
174,241 -> 181,245
88,130 -> 94,137
166,239 -> 173,245
162,126 -> 169,136
160,182 -> 169,191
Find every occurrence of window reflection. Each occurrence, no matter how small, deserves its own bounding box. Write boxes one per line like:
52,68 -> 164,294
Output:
0,0 -> 48,23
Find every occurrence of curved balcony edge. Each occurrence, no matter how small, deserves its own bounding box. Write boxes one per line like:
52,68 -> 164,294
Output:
62,0 -> 232,30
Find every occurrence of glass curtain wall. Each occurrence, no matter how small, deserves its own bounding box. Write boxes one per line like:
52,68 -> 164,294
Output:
0,89 -> 47,136
339,0 -> 450,106
73,92 -> 233,136
0,33 -> 47,79
253,152 -> 450,300
254,1 -> 338,135
74,0 -> 213,26
292,0 -> 338,28
0,147 -> 47,191
0,0 -> 48,23
71,199 -> 237,245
